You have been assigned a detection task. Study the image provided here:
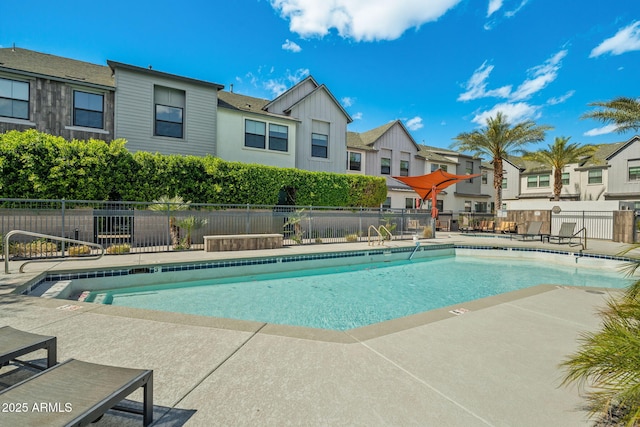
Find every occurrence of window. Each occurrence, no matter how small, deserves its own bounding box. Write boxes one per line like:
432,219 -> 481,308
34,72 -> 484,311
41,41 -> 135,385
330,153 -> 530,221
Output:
588,169 -> 603,184
562,172 -> 570,185
0,77 -> 29,119
311,133 -> 328,158
527,175 -> 550,188
154,86 -> 184,138
502,177 -> 508,189
73,91 -> 103,128
348,152 -> 361,171
381,158 -> 391,175
475,202 -> 488,213
481,171 -> 488,184
382,197 -> 391,209
400,160 -> 409,176
245,120 -> 266,148
464,201 -> 472,212
269,124 -> 288,152
466,161 -> 474,182
405,198 -> 415,209
627,160 -> 640,181
430,163 -> 448,172
539,175 -> 550,187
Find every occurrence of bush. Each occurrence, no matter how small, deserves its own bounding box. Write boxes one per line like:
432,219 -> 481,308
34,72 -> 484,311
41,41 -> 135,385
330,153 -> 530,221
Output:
68,245 -> 91,256
345,233 -> 359,242
106,244 -> 130,254
0,130 -> 388,207
10,240 -> 57,256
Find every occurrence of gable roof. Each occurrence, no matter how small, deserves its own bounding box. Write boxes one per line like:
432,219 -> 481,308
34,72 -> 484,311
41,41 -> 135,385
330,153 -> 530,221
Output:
218,91 -> 299,122
265,75 -> 353,123
604,135 -> 640,160
346,120 -> 420,152
107,60 -> 223,90
0,47 -> 114,89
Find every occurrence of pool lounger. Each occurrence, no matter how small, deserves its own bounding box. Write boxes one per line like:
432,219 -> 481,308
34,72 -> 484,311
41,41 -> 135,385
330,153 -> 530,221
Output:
0,325 -> 57,370
0,358 -> 153,426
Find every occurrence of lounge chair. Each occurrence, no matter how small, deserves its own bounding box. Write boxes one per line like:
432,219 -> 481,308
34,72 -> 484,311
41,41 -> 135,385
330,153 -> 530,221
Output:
547,222 -> 577,245
517,221 -> 543,241
0,326 -> 57,370
0,358 -> 153,426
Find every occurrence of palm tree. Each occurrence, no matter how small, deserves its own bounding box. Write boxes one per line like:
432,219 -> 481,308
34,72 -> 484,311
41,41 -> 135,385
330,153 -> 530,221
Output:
523,136 -> 596,201
148,195 -> 190,248
452,112 -> 552,210
582,97 -> 640,133
561,251 -> 640,425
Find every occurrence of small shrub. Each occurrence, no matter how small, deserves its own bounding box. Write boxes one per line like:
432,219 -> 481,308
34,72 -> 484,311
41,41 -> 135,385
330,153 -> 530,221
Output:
68,245 -> 91,256
314,237 -> 323,244
345,233 -> 359,242
421,226 -> 433,239
106,244 -> 130,254
11,240 -> 58,256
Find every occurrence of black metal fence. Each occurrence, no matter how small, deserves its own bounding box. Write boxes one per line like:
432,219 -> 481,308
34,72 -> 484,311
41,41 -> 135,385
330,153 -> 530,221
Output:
0,198 -> 433,259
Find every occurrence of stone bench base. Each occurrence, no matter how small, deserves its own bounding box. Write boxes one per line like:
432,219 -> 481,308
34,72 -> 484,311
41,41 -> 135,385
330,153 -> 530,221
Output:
204,234 -> 283,252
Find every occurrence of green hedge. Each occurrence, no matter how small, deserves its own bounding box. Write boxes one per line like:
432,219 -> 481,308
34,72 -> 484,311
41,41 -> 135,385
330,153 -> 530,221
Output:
0,130 -> 387,206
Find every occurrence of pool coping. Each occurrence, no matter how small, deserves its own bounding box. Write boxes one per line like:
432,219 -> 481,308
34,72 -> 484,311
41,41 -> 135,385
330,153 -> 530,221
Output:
2,242 -> 629,342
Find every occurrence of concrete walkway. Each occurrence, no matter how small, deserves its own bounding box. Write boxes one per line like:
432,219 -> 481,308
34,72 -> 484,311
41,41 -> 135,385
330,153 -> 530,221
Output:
0,233 -> 636,426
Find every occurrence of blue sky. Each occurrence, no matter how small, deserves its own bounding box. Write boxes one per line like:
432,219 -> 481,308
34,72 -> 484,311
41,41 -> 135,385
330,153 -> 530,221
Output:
2,0 -> 639,149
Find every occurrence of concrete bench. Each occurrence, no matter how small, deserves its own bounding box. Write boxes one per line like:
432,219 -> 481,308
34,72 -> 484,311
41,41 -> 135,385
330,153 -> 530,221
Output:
204,234 -> 283,252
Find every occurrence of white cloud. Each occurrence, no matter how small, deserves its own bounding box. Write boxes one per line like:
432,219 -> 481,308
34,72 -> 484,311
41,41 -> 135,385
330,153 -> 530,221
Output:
583,124 -> 619,137
487,0 -> 503,17
510,50 -> 567,101
282,39 -> 302,52
471,102 -> 540,126
352,112 -> 363,120
457,61 -> 512,101
270,0 -> 462,41
341,96 -> 355,107
504,0 -> 528,18
590,21 -> 640,58
264,80 -> 288,97
405,116 -> 424,131
459,50 -> 567,103
547,90 -> 575,105
484,0 -> 528,30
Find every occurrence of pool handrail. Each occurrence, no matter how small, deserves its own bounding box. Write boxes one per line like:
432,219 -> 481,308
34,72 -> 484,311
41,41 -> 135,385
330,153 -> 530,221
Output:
4,230 -> 105,274
367,225 -> 393,246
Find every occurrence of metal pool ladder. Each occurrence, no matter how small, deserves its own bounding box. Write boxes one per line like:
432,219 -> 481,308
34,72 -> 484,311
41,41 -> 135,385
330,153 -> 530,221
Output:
4,230 -> 105,274
367,225 -> 392,246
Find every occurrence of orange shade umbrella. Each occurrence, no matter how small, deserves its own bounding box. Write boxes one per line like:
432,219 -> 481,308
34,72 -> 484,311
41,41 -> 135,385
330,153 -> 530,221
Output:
392,169 -> 481,218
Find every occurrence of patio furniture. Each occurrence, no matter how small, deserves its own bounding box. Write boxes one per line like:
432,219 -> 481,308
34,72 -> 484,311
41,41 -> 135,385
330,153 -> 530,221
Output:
546,222 -> 577,245
516,221 -> 544,241
0,358 -> 153,426
0,326 -> 57,370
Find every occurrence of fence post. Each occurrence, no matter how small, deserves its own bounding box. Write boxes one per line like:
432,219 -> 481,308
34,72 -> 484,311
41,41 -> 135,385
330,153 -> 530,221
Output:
246,203 -> 250,235
61,199 -> 66,257
166,202 -> 171,252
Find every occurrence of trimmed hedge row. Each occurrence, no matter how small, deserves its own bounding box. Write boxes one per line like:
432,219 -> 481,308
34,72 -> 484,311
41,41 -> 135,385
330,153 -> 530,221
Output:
0,130 -> 387,206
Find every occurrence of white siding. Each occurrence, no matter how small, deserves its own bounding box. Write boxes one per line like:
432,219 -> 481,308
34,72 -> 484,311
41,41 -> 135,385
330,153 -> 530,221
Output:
216,108 -> 297,168
113,68 -> 218,156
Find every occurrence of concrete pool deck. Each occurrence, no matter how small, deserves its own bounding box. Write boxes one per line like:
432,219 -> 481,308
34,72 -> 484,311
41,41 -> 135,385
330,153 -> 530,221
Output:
0,233 -> 638,426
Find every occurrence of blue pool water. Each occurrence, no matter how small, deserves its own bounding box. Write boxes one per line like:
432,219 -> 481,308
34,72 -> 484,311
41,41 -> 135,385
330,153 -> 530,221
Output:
91,255 -> 633,330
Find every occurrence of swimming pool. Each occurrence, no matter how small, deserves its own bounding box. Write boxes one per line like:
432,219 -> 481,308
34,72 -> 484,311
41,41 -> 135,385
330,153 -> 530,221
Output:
84,254 -> 633,331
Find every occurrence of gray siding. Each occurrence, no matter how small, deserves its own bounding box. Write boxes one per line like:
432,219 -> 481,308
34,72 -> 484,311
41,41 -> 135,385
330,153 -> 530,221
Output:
113,68 -> 218,156
0,73 -> 114,141
607,138 -> 640,196
289,90 -> 348,173
501,161 -> 521,200
454,157 -> 482,195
